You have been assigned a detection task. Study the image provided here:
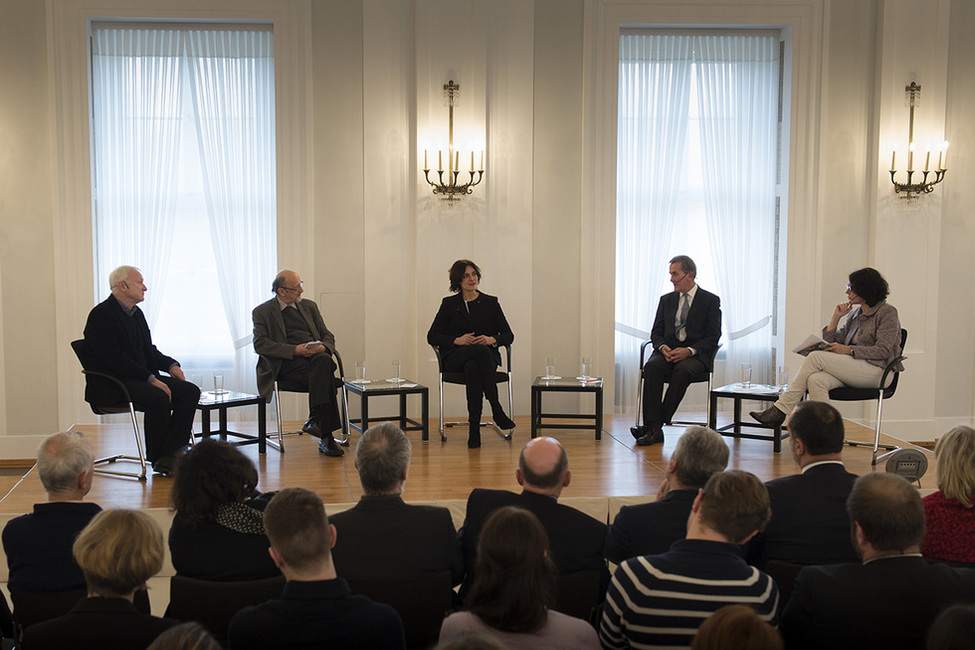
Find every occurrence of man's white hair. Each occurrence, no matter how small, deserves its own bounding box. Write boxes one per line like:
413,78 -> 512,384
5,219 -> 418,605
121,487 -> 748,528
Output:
109,266 -> 140,290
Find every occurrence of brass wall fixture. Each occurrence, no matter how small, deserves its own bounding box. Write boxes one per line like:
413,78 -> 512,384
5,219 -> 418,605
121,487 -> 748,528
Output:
889,82 -> 948,200
423,80 -> 484,201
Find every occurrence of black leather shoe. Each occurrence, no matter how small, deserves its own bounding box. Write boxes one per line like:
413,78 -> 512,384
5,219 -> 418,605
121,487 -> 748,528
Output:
630,425 -> 647,440
750,406 -> 786,427
302,417 -> 323,438
636,427 -> 665,446
318,437 -> 344,457
152,456 -> 175,476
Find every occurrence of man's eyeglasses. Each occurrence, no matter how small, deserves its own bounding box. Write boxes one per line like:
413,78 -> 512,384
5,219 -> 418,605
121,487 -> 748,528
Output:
281,282 -> 303,293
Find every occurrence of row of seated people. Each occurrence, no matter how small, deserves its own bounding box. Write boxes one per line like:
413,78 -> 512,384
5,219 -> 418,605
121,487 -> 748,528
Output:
4,405 -> 975,649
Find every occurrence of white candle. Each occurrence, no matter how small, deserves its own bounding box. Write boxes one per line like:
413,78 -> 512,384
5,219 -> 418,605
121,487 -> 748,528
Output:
439,151 -> 443,172
924,151 -> 930,173
455,151 -> 459,171
908,143 -> 914,172
480,150 -> 484,171
942,141 -> 949,169
424,149 -> 428,171
890,149 -> 896,173
470,152 -> 474,172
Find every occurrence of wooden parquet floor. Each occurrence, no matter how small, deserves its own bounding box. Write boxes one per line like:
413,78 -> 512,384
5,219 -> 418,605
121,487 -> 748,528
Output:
0,412 -> 935,514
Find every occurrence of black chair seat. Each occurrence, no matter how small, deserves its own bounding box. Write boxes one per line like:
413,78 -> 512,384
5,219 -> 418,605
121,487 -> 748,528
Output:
431,345 -> 514,442
347,571 -> 453,650
166,574 -> 286,644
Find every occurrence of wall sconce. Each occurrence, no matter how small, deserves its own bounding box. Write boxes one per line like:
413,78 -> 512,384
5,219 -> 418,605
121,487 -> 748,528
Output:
423,80 -> 484,201
889,82 -> 947,200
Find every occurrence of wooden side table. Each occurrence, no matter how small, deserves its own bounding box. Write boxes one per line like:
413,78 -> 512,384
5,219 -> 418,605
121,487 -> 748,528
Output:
530,376 -> 604,440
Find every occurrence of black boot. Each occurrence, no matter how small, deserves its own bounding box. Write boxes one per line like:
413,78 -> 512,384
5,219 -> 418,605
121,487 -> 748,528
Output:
468,421 -> 481,449
489,400 -> 516,431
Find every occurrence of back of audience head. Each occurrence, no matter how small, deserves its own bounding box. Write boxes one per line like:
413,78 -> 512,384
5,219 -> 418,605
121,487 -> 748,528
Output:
74,509 -> 164,598
170,440 -> 259,525
788,401 -> 845,456
847,472 -> 924,554
466,506 -> 557,634
672,426 -> 729,489
517,437 -> 569,495
37,431 -> 95,497
263,487 -> 332,575
356,422 -> 412,495
691,604 -> 782,650
926,603 -> 975,650
697,470 -> 771,544
434,631 -> 509,650
147,621 -> 221,650
933,425 -> 975,507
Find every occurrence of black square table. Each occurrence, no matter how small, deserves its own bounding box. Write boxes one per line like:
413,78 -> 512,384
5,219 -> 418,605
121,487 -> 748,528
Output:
708,383 -> 784,453
530,376 -> 604,440
343,378 -> 430,441
195,390 -> 268,453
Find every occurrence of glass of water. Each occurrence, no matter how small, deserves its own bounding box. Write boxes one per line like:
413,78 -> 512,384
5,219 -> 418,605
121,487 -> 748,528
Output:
545,356 -> 557,380
740,363 -> 752,388
777,366 -> 790,391
390,359 -> 403,382
581,357 -> 592,380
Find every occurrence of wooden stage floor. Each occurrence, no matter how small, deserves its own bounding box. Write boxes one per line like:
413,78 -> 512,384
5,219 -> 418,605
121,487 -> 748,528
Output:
0,412 -> 936,514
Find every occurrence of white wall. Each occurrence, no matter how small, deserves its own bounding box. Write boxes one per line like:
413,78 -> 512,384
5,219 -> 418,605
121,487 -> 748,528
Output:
1,0 -> 973,457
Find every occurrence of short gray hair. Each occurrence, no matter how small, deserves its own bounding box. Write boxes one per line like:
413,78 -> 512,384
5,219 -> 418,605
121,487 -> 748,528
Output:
672,426 -> 729,489
355,422 -> 412,494
669,255 -> 697,276
37,431 -> 95,494
109,265 -> 140,290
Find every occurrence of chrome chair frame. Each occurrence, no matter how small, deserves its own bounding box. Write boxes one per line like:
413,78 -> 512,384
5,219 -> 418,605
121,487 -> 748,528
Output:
635,340 -> 720,428
267,349 -> 351,452
431,344 -> 513,442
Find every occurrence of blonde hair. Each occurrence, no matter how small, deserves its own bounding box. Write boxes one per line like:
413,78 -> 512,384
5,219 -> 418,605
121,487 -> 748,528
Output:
73,509 -> 164,597
935,426 -> 975,507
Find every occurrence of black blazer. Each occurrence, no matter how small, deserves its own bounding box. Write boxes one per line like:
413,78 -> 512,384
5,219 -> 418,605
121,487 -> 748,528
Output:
650,287 -> 721,365
21,596 -> 178,650
329,495 -> 464,586
781,557 -> 975,650
427,292 -> 514,366
458,489 -> 607,597
746,463 -> 859,567
83,296 -> 179,405
603,489 -> 696,564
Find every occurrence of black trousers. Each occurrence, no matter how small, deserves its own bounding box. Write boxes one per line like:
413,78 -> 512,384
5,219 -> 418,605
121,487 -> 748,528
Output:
642,351 -> 709,426
443,345 -> 500,421
121,376 -> 201,462
277,352 -> 341,434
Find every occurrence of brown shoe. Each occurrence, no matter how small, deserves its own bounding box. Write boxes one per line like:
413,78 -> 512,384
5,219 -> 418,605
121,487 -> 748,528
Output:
750,406 -> 786,427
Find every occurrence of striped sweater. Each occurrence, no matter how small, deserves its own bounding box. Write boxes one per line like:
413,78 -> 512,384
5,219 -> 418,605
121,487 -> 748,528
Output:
598,539 -> 779,650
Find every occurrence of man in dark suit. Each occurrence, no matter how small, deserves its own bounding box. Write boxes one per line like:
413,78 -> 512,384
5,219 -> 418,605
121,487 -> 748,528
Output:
83,266 -> 200,474
746,400 -> 859,568
458,436 -> 608,599
252,269 -> 344,457
604,425 -> 729,564
330,422 -> 464,587
781,473 -> 975,650
633,255 -> 721,446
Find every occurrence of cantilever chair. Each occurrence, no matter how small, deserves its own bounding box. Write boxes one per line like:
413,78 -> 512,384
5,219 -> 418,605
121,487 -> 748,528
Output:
834,328 -> 908,466
635,341 -> 721,428
70,339 -> 148,481
431,344 -> 513,442
167,574 -> 285,644
263,348 -> 351,452
348,571 -> 453,650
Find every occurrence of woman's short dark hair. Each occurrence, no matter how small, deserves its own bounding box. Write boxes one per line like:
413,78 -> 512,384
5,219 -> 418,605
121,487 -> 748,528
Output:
170,440 -> 259,525
448,260 -> 481,293
465,506 -> 556,633
848,267 -> 889,307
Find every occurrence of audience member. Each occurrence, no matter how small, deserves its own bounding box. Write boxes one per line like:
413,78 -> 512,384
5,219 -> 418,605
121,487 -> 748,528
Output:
83,265 -> 201,475
458,437 -> 607,599
745,401 -> 859,567
227,488 -> 406,649
605,426 -> 728,563
147,622 -> 220,650
252,269 -> 345,457
434,632 -> 509,650
3,432 -> 101,594
781,473 -> 975,650
21,509 -> 177,649
599,470 -> 778,649
168,440 -> 279,581
926,603 -> 975,650
330,423 -> 464,586
631,255 -> 722,446
691,605 -> 782,650
923,425 -> 975,563
440,506 -> 599,649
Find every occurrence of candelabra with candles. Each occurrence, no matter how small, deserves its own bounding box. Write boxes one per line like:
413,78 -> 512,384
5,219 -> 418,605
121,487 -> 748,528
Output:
423,80 -> 484,201
889,82 -> 947,200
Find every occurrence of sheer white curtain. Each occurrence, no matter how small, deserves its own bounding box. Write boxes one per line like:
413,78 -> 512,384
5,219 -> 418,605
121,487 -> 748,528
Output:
615,32 -> 779,411
185,30 -> 277,394
615,34 -> 693,410
90,29 -> 183,325
696,36 -> 777,384
91,25 -> 276,399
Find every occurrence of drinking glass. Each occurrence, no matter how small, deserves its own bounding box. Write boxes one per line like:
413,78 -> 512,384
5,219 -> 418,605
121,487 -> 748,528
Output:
544,356 -> 557,380
740,363 -> 752,388
213,374 -> 226,395
580,357 -> 592,380
390,359 -> 403,382
354,361 -> 369,384
777,366 -> 790,391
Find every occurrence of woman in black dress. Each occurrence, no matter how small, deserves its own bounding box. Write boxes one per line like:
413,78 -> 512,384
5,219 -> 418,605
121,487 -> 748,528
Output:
428,260 -> 515,448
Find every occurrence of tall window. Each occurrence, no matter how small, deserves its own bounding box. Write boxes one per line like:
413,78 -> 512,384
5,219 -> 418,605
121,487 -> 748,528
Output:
615,32 -> 781,410
89,23 -> 277,394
